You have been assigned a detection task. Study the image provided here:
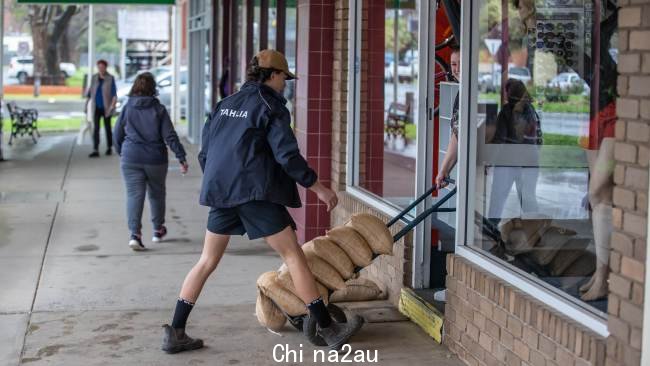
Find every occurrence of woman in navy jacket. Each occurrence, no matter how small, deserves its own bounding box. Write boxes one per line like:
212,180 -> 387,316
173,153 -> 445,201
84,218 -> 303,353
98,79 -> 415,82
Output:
161,50 -> 364,354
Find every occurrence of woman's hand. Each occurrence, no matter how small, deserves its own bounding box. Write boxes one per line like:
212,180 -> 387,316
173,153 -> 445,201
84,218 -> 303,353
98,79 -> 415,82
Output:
180,161 -> 189,175
435,171 -> 449,189
309,181 -> 339,212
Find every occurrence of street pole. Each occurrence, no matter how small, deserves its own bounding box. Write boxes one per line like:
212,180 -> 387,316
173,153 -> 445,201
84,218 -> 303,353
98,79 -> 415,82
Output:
393,2 -> 398,104
0,0 -> 4,161
0,0 -> 4,101
120,37 -> 127,81
171,4 -> 181,124
88,5 -> 95,81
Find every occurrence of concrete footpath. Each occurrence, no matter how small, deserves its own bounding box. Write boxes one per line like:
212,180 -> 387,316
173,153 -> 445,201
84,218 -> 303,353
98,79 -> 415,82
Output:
0,132 -> 462,366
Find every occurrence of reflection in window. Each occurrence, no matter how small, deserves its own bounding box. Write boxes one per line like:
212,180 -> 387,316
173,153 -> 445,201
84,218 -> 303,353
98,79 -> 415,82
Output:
355,0 -> 419,208
472,0 -> 618,313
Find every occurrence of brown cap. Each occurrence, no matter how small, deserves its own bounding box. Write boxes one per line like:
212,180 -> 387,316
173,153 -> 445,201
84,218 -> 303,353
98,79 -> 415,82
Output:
255,49 -> 296,80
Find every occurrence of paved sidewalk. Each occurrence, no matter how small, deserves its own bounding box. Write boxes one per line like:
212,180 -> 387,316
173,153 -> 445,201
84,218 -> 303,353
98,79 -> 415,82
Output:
0,133 -> 462,366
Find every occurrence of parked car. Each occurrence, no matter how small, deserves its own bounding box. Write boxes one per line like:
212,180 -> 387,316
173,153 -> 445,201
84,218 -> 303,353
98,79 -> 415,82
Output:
115,65 -> 171,90
479,65 -> 531,92
8,56 -> 77,84
116,66 -> 211,119
547,72 -> 590,96
385,60 -> 419,83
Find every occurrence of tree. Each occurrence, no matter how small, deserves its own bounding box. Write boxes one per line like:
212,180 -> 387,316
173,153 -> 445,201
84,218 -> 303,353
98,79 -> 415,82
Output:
27,5 -> 79,84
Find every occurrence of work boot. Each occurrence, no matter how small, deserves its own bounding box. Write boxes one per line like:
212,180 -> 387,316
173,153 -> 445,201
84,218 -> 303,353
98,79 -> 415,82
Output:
317,314 -> 365,351
161,324 -> 204,354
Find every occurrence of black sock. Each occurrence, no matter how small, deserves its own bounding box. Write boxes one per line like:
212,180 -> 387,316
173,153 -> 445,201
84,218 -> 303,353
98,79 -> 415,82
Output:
171,298 -> 194,329
307,297 -> 332,328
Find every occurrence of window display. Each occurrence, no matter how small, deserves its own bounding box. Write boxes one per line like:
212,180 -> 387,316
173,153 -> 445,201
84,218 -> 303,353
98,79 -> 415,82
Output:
470,0 -> 618,313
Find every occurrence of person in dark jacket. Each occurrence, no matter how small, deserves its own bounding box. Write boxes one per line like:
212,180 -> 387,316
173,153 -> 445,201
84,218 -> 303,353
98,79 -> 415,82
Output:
113,72 -> 188,251
161,50 -> 364,354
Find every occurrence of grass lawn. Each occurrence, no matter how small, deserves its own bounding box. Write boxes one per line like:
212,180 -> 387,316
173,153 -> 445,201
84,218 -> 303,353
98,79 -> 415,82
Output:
2,116 -> 187,134
4,94 -> 84,101
478,92 -> 589,114
405,124 -> 578,147
2,117 -> 83,133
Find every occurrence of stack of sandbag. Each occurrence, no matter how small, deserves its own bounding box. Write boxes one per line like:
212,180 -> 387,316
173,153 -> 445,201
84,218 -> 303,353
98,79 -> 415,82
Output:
497,218 -> 596,277
255,213 -> 392,330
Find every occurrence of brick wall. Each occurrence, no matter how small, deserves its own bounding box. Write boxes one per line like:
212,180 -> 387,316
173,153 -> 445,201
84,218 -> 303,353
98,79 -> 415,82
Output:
330,0 -> 412,306
607,2 -> 650,365
444,256 -> 606,366
331,0 -> 348,192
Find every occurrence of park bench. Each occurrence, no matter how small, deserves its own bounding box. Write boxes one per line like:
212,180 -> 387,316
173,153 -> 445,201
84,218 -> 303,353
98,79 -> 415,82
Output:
6,101 -> 40,145
384,101 -> 412,145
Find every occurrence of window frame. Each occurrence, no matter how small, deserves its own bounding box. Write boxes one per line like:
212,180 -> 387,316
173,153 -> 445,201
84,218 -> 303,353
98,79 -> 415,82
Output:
345,0 -> 436,288
455,0 -> 608,337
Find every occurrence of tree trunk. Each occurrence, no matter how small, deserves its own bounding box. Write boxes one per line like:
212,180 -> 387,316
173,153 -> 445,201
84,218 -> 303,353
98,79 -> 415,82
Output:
28,5 -> 77,85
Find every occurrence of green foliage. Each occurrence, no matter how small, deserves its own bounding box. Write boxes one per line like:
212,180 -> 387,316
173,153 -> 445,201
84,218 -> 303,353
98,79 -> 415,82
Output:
479,0 -> 527,52
385,17 -> 416,60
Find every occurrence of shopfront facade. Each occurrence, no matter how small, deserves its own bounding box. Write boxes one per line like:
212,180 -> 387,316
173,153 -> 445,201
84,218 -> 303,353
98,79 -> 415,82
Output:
186,0 -> 650,365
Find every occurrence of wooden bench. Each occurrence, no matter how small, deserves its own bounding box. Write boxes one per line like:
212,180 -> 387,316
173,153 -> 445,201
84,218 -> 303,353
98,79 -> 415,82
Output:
385,101 -> 412,144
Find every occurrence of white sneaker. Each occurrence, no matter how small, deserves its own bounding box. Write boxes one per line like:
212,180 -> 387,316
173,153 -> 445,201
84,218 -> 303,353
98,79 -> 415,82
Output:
152,226 -> 167,243
129,234 -> 146,251
433,289 -> 447,302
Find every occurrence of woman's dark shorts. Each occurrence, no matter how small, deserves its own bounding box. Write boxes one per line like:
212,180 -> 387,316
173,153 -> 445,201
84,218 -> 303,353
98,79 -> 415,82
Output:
206,201 -> 297,240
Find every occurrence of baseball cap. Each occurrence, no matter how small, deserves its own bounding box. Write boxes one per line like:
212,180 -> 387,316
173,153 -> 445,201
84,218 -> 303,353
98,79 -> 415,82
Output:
255,49 -> 296,80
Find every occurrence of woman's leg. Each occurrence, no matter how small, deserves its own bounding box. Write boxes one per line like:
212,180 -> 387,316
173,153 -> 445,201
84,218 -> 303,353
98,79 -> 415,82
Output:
121,163 -> 147,236
179,230 -> 230,303
264,226 -> 320,303
264,226 -> 364,350
144,163 -> 168,231
162,230 -> 230,354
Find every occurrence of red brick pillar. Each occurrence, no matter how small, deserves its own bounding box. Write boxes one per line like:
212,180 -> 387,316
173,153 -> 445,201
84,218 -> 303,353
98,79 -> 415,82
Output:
289,0 -> 335,243
359,0 -> 385,196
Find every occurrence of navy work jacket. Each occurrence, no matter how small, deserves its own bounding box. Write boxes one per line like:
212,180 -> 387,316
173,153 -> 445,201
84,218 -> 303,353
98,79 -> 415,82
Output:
198,81 -> 317,208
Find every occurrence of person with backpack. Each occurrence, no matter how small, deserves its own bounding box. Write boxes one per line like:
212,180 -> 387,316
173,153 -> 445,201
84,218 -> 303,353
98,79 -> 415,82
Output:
113,72 -> 188,251
160,49 -> 364,354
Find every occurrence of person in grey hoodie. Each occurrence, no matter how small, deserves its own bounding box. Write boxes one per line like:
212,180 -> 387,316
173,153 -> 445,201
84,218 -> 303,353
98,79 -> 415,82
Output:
113,72 -> 188,251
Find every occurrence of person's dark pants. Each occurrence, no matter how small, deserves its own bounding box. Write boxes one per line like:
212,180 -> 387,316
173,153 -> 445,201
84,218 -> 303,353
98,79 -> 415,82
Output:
93,107 -> 113,151
121,162 -> 168,235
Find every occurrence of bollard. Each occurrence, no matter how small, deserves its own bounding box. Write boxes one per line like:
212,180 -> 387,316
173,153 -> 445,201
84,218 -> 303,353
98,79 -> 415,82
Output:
33,74 -> 41,98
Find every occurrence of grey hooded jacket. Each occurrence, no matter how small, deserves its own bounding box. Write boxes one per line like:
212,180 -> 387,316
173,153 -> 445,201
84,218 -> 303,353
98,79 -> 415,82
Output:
113,96 -> 186,165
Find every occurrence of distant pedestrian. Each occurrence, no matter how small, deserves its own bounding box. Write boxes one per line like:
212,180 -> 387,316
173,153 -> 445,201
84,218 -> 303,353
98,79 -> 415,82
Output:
113,72 -> 188,251
86,59 -> 117,157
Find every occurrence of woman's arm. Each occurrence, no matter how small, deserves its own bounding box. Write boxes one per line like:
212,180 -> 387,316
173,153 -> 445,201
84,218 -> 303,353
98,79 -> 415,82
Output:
435,133 -> 458,188
160,106 -> 187,163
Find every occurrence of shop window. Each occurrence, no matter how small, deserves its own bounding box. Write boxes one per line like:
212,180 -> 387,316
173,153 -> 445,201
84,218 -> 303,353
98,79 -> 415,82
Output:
352,0 -> 420,209
467,0 -> 617,315
253,0 -> 261,54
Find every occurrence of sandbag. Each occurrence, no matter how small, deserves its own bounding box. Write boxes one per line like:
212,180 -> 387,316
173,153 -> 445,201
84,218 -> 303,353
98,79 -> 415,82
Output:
330,277 -> 384,302
326,226 -> 373,267
345,213 -> 393,255
255,289 -> 287,331
529,226 -> 577,265
499,218 -> 552,255
303,251 -> 346,290
277,268 -> 330,304
303,237 -> 355,279
256,271 -> 307,316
